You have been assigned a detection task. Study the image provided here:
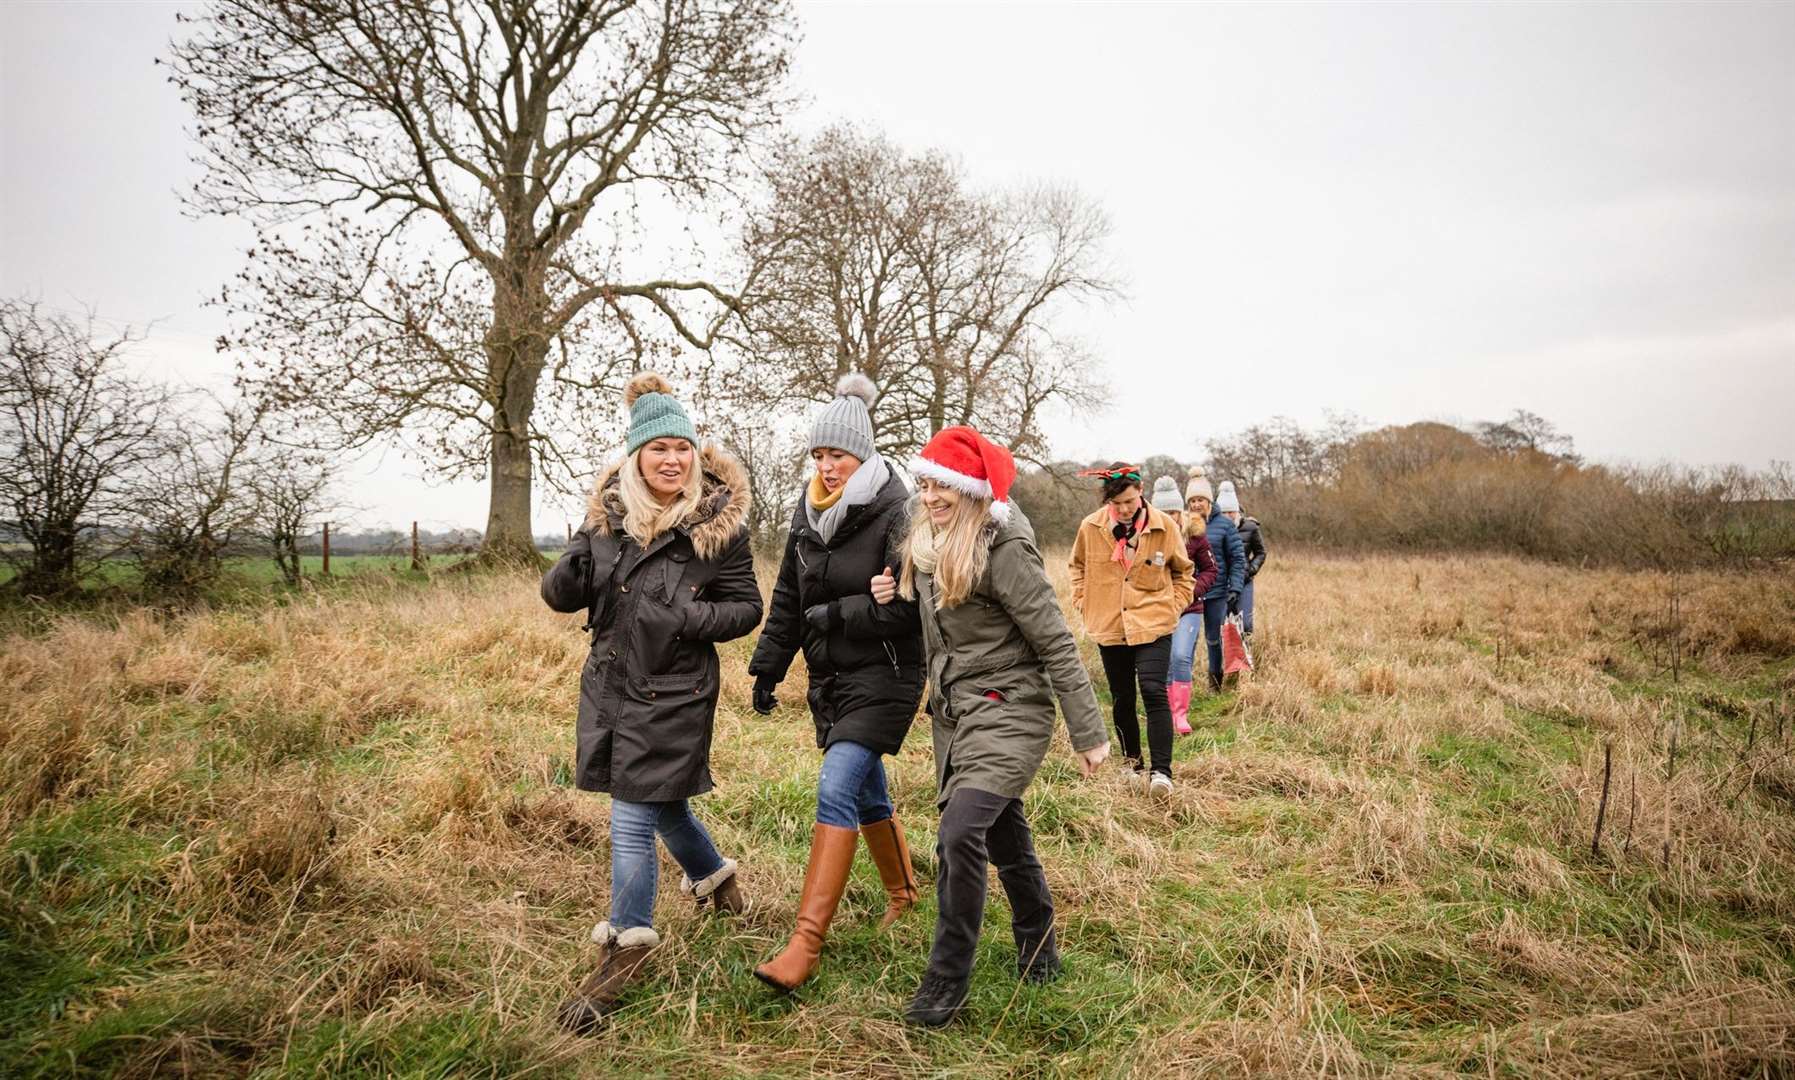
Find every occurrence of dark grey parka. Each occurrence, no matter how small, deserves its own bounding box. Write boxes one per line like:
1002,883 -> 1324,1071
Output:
914,505 -> 1107,806
748,471 -> 924,756
541,445 -> 762,801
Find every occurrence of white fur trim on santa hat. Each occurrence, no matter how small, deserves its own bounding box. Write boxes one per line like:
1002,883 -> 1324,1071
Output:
909,456 -> 1011,523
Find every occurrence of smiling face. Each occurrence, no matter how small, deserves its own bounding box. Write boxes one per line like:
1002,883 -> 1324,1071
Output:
1108,484 -> 1143,521
811,447 -> 862,493
1188,494 -> 1213,520
638,437 -> 695,502
917,476 -> 963,526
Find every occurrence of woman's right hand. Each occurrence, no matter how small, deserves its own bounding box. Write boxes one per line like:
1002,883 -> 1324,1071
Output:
870,566 -> 896,605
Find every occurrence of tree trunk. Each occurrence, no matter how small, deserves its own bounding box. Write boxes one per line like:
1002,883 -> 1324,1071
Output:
481,321 -> 548,566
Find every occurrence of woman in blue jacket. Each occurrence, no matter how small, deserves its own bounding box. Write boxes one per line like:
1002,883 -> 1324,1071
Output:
1178,472 -> 1245,691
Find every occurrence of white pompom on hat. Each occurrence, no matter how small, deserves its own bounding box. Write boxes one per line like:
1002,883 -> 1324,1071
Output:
1185,466 -> 1215,505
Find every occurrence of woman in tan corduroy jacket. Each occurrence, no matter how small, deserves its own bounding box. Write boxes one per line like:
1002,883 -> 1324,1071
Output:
1068,464 -> 1195,794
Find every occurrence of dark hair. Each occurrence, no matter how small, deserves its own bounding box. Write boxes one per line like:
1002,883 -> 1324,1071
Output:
1097,461 -> 1142,504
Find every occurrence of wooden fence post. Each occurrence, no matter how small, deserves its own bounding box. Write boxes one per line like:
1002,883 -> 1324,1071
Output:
411,521 -> 423,571
1590,741 -> 1615,858
322,521 -> 331,576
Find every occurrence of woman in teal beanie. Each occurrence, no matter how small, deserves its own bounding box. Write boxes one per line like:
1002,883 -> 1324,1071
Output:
542,371 -> 764,1033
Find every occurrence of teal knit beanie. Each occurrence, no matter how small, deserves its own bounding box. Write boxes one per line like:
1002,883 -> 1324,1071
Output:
623,372 -> 697,454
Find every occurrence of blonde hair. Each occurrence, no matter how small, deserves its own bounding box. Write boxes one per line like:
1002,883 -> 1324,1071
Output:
899,494 -> 995,609
617,442 -> 703,547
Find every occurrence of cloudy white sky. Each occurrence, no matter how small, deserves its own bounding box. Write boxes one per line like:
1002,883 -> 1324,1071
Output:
3,1 -> 1792,533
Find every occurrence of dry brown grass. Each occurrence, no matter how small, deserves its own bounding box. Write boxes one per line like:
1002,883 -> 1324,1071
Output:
3,551 -> 1793,1077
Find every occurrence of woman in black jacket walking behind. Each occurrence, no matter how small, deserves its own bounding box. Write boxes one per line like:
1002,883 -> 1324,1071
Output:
750,375 -> 926,993
541,373 -> 764,1034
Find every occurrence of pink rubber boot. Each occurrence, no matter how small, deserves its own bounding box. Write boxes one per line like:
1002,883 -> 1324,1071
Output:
1170,681 -> 1193,735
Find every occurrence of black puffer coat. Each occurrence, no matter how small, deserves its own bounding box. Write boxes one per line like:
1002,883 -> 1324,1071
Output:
542,445 -> 762,801
1239,516 -> 1267,581
747,470 -> 924,756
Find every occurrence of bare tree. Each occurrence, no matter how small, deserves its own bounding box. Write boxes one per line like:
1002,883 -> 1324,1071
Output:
169,0 -> 796,562
726,125 -> 1117,463
243,447 -> 341,586
1476,409 -> 1579,463
0,298 -> 170,596
128,397 -> 263,596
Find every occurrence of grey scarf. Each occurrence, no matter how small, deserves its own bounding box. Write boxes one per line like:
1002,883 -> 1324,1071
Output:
806,452 -> 890,546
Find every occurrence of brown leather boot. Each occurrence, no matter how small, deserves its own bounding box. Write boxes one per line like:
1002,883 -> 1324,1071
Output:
556,922 -> 659,1035
861,816 -> 918,930
753,823 -> 858,992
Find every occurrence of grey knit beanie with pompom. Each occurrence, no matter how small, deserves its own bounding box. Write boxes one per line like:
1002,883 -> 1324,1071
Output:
809,373 -> 878,461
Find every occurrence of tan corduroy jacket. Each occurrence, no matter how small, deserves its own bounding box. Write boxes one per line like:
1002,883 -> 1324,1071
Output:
1068,505 -> 1195,646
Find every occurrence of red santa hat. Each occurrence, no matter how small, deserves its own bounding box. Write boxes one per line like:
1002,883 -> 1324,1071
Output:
910,425 -> 1017,524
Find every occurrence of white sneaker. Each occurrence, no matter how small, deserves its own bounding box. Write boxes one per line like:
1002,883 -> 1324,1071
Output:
1149,773 -> 1173,797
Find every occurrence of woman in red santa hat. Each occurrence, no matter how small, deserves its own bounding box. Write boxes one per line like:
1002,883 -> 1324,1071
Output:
869,425 -> 1110,1028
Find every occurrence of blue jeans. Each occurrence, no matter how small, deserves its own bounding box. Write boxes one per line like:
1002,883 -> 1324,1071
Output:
815,739 -> 894,829
609,798 -> 726,930
1242,580 -> 1256,636
1170,611 -> 1203,683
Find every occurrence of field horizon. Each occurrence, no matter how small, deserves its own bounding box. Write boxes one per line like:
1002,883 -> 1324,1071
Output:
3,549 -> 1793,1077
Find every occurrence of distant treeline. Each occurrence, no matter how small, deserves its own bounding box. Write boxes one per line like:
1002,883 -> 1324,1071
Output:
1011,412 -> 1795,565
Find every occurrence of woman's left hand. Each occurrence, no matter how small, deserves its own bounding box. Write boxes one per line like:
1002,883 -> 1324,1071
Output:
1075,742 -> 1110,777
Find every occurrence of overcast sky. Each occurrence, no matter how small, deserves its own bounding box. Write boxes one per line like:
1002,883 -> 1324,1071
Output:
4,1 -> 1792,533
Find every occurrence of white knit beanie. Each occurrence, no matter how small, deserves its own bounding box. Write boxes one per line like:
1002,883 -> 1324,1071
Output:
809,373 -> 878,461
1150,476 -> 1183,512
1185,466 -> 1215,505
1216,480 -> 1241,513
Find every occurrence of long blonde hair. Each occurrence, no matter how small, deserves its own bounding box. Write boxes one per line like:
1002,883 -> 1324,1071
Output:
899,495 -> 995,609
617,444 -> 704,547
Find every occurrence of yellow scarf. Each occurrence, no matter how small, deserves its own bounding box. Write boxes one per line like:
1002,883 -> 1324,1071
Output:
808,471 -> 845,512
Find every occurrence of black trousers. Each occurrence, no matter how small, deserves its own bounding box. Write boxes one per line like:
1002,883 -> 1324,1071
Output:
923,786 -> 1056,983
1098,634 -> 1174,777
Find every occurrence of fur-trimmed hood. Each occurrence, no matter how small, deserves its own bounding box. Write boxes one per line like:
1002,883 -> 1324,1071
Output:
585,443 -> 751,561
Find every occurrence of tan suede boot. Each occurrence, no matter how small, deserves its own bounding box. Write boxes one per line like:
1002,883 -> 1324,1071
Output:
556,922 -> 660,1035
752,823 -> 858,992
680,857 -> 746,915
861,816 -> 918,930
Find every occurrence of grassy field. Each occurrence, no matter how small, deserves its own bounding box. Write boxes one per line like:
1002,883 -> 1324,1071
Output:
2,551 -> 1793,1077
0,554 -> 462,589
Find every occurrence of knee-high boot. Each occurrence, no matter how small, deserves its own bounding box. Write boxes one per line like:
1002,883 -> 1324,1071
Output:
1170,681 -> 1193,735
861,816 -> 918,930
754,823 -> 858,992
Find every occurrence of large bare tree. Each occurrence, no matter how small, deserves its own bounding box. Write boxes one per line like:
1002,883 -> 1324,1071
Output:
727,125 -> 1117,463
0,299 -> 170,596
170,0 -> 795,560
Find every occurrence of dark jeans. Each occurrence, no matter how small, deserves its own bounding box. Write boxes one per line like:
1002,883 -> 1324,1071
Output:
1201,596 -> 1229,689
1241,580 -> 1256,636
923,786 -> 1056,984
1098,634 -> 1174,777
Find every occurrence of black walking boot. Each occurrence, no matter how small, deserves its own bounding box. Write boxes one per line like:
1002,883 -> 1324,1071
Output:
1017,930 -> 1062,984
904,972 -> 970,1028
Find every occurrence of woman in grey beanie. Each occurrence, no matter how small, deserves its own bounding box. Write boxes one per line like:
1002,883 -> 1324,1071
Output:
749,373 -> 927,993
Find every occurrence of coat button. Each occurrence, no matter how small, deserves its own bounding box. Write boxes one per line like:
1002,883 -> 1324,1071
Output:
648,691 -> 657,699
621,584 -> 630,593
608,649 -> 617,659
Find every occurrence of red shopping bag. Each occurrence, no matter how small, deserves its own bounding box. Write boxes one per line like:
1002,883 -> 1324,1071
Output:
1221,613 -> 1253,677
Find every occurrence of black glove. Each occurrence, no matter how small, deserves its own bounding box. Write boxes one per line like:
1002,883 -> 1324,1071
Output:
803,603 -> 833,634
752,677 -> 778,716
1226,591 -> 1241,616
